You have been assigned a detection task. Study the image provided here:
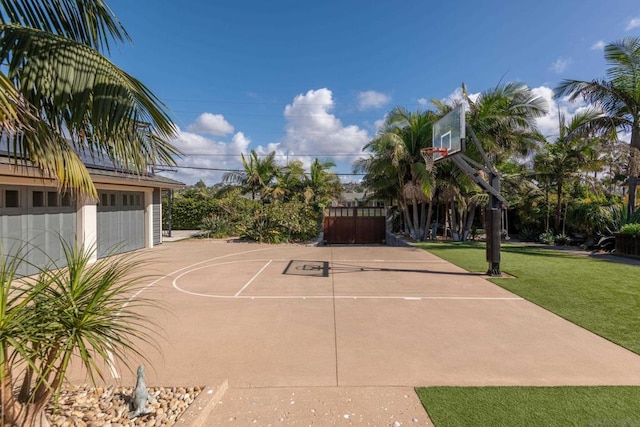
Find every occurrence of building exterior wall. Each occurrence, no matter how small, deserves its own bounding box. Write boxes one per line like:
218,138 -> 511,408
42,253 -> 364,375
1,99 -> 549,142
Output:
1,184 -> 76,276
0,169 -> 176,274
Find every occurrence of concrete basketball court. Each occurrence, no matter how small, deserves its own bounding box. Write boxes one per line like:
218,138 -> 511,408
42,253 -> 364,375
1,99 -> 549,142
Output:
74,239 -> 640,425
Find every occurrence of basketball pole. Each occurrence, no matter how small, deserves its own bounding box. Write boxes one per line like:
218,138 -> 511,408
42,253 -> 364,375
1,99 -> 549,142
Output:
448,125 -> 507,277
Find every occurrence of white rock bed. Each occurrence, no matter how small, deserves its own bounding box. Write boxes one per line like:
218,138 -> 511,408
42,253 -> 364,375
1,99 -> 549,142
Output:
46,385 -> 202,427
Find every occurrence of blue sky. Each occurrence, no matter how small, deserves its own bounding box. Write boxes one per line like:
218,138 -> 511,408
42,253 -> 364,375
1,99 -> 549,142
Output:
108,0 -> 640,185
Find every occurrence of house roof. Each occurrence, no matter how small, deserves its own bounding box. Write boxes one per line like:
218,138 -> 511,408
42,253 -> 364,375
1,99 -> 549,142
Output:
0,155 -> 184,189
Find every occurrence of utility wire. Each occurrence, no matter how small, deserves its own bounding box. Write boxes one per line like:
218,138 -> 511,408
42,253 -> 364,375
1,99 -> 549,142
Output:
156,165 -> 365,175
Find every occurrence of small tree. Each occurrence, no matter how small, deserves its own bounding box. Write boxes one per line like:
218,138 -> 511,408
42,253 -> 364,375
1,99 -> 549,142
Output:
0,240 -> 157,426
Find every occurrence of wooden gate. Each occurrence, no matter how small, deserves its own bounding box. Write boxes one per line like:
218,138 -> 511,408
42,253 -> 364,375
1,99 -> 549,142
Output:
323,207 -> 386,244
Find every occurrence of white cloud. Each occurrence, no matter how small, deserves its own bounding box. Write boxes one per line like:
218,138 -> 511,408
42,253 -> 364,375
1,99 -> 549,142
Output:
531,86 -> 561,139
161,89 -> 374,184
374,114 -> 388,133
550,57 -> 572,74
591,40 -> 606,50
277,88 -> 370,160
531,85 -> 591,140
357,90 -> 391,110
626,17 -> 640,30
417,98 -> 428,108
186,113 -> 234,136
441,88 -> 480,108
160,125 -> 250,185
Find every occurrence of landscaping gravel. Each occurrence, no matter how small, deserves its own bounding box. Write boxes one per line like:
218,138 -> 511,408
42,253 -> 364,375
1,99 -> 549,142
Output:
46,385 -> 201,426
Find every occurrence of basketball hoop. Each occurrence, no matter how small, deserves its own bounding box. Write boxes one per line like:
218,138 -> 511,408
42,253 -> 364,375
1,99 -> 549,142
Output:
420,147 -> 448,171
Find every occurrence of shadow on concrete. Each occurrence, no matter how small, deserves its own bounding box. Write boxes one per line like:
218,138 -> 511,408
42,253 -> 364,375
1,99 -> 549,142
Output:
282,260 -> 485,278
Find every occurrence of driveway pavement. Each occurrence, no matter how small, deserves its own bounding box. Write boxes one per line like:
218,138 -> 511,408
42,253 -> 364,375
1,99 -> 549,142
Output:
69,239 -> 640,426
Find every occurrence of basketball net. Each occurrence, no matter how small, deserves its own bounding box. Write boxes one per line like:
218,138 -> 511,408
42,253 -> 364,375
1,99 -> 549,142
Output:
420,147 -> 448,171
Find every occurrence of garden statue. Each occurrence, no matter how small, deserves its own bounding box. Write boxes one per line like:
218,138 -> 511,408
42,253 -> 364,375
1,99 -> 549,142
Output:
129,365 -> 155,419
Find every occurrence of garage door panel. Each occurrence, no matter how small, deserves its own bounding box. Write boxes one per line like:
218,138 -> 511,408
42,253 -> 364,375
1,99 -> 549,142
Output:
121,209 -> 144,252
1,185 -> 76,276
97,191 -> 144,257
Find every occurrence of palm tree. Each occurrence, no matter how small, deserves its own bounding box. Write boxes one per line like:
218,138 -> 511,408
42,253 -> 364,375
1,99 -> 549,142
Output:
305,158 -> 342,209
357,107 -> 436,241
533,109 -> 607,232
555,37 -> 640,215
272,159 -> 306,202
0,0 -> 179,197
461,82 -> 547,245
223,150 -> 280,200
464,82 -> 548,164
353,141 -> 400,215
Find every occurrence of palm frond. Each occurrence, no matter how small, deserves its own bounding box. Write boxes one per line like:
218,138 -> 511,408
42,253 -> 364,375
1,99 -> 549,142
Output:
0,0 -> 129,51
604,37 -> 640,89
0,72 -> 37,128
0,25 -> 180,184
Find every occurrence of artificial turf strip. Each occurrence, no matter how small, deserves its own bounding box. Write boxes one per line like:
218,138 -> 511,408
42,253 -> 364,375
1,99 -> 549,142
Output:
415,386 -> 640,427
415,242 -> 640,355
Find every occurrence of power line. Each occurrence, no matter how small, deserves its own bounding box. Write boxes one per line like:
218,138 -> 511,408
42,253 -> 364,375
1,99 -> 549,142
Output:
178,152 -> 365,157
157,165 -> 365,176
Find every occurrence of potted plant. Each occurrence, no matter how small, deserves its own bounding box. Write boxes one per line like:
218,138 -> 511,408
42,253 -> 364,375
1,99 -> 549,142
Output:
615,223 -> 640,258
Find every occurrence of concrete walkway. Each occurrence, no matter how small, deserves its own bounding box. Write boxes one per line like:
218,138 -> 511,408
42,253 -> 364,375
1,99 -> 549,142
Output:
79,240 -> 640,426
161,229 -> 203,242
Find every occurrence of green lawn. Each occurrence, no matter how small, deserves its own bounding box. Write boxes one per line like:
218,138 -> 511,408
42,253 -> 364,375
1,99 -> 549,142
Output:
416,242 -> 640,355
414,242 -> 640,426
416,386 -> 640,427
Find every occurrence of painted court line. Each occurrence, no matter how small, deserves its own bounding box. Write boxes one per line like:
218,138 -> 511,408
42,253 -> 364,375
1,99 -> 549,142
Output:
106,247 -> 275,379
170,258 -> 523,301
171,276 -> 523,301
235,260 -> 273,296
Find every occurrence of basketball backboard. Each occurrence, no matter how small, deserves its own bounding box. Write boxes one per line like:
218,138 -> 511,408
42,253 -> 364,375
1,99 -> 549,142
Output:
432,104 -> 466,161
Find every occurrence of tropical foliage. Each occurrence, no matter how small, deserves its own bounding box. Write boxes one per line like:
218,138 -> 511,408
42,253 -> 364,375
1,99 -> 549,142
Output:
0,0 -> 180,197
166,152 -> 343,243
356,83 -> 547,242
355,38 -> 640,246
0,240 -> 156,426
555,37 -> 640,216
619,223 -> 640,237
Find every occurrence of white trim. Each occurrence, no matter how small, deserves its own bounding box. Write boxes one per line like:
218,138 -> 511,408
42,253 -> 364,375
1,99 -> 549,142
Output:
76,199 -> 97,263
144,189 -> 154,249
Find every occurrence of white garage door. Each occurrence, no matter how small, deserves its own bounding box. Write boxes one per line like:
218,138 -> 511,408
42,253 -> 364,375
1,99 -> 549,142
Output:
0,185 -> 76,276
97,190 -> 145,258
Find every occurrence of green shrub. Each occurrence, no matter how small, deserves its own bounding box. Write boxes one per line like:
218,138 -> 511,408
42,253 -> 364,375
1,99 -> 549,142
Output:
566,200 -> 614,235
200,214 -> 233,238
239,201 -> 321,243
539,230 -> 555,245
619,223 -> 640,237
518,227 -> 539,242
554,233 -> 571,246
165,197 -> 218,229
165,187 -> 321,243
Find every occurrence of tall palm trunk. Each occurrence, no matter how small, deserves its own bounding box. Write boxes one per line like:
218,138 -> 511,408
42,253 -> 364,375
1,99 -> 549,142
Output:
449,201 -> 457,239
545,185 -> 551,231
400,198 -> 412,236
425,200 -> 434,240
628,127 -> 640,216
555,177 -> 563,232
463,206 -> 476,241
419,202 -> 427,241
411,197 -> 420,240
